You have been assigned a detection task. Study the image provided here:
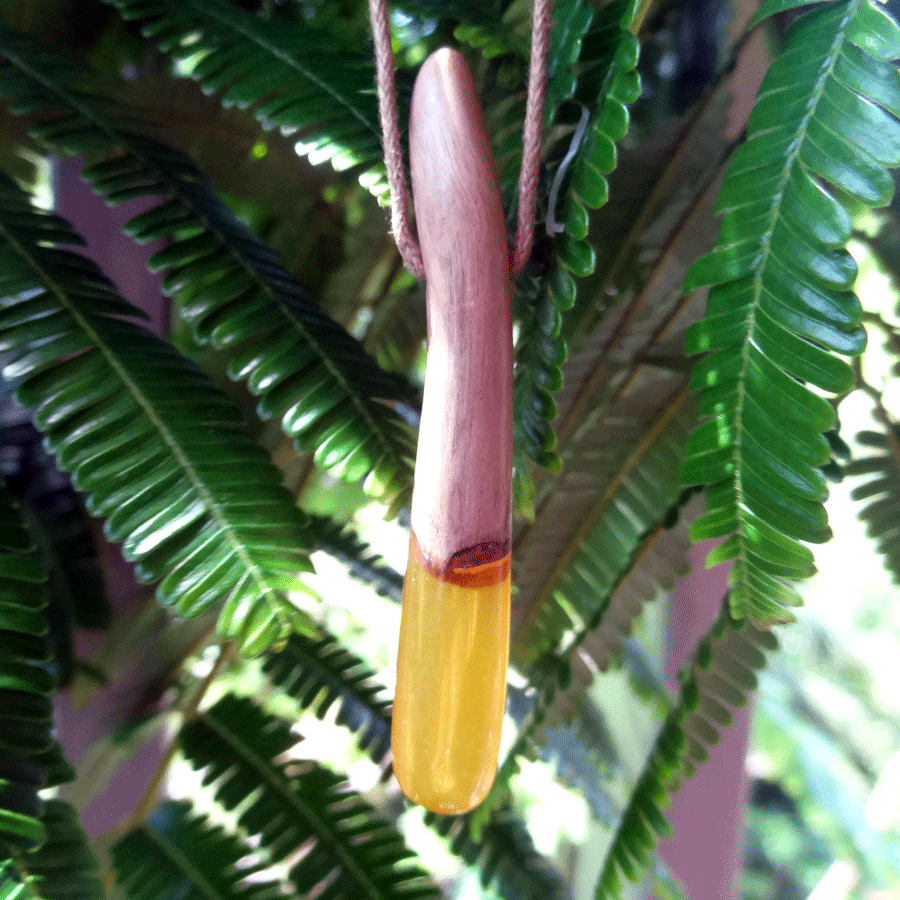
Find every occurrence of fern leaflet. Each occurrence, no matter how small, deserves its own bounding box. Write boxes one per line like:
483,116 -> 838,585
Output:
0,28 -> 415,508
107,0 -> 392,198
178,694 -> 438,900
0,173 -> 315,656
262,630 -> 393,770
681,0 -> 897,620
113,801 -> 281,900
595,611 -> 778,898
846,424 -> 900,582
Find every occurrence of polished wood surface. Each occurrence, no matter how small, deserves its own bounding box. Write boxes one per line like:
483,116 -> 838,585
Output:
408,46 -> 513,574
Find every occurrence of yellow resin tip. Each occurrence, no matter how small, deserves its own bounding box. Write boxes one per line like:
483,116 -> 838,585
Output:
392,536 -> 511,814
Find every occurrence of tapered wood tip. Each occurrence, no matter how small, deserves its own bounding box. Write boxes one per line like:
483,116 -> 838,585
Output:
411,46 -> 483,141
409,44 -> 506,280
418,45 -> 466,78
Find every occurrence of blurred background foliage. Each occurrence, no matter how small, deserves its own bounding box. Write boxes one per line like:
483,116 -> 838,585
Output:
0,1 -> 898,900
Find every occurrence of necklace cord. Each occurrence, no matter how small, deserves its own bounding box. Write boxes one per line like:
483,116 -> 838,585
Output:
367,0 -> 554,280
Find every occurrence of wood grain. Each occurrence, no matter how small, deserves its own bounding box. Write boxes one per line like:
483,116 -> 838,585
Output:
408,47 -> 513,576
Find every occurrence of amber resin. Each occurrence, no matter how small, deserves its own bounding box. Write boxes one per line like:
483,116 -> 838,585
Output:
392,535 -> 510,814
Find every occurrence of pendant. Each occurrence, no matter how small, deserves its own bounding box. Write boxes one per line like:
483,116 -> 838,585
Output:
391,47 -> 513,814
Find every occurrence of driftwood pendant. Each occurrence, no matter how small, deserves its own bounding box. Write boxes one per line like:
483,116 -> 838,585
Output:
392,48 -> 513,814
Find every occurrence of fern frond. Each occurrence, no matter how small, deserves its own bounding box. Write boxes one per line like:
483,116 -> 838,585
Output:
845,425 -> 900,582
106,0 -> 395,200
0,173 -> 314,656
0,29 -> 415,509
501,386 -> 695,806
262,631 -> 392,770
178,694 -> 438,900
0,481 -> 53,854
563,1 -> 641,230
492,505 -> 688,820
550,75 -> 733,388
511,0 -> 642,495
113,800 -> 280,900
507,686 -> 616,823
19,801 -> 104,900
545,0 -> 596,122
453,0 -> 529,58
304,514 -> 403,601
595,611 -> 778,898
512,384 -> 693,666
540,513 -> 692,736
426,806 -> 571,900
0,485 -> 97,898
513,272 -> 566,497
566,509 -> 693,690
0,409 -> 112,692
680,0 -> 898,621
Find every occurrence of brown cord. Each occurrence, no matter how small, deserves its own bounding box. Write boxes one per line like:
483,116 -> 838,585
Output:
368,0 -> 554,280
368,0 -> 426,279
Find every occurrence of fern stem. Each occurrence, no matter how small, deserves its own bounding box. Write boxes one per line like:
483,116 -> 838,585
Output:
630,0 -> 655,35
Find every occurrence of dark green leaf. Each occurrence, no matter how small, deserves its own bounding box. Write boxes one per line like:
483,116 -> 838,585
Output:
681,0 -> 890,621
0,174 -> 315,657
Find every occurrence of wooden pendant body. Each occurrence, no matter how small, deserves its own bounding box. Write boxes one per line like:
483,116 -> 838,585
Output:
392,47 -> 513,814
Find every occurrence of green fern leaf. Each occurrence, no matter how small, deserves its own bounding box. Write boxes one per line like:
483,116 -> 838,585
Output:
0,29 -> 415,509
262,630 -> 393,769
426,806 -> 570,900
0,173 -> 315,657
304,514 -> 403,601
511,0 -> 642,500
545,0 -> 596,119
0,482 -> 52,854
19,801 -> 104,900
113,800 -> 280,900
0,487 -> 96,897
106,0 -> 395,200
845,426 -> 900,582
565,514 -> 693,695
680,0 -> 896,621
595,611 -> 778,898
0,863 -> 41,900
513,272 -> 566,496
178,694 -> 438,900
512,387 -> 693,666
